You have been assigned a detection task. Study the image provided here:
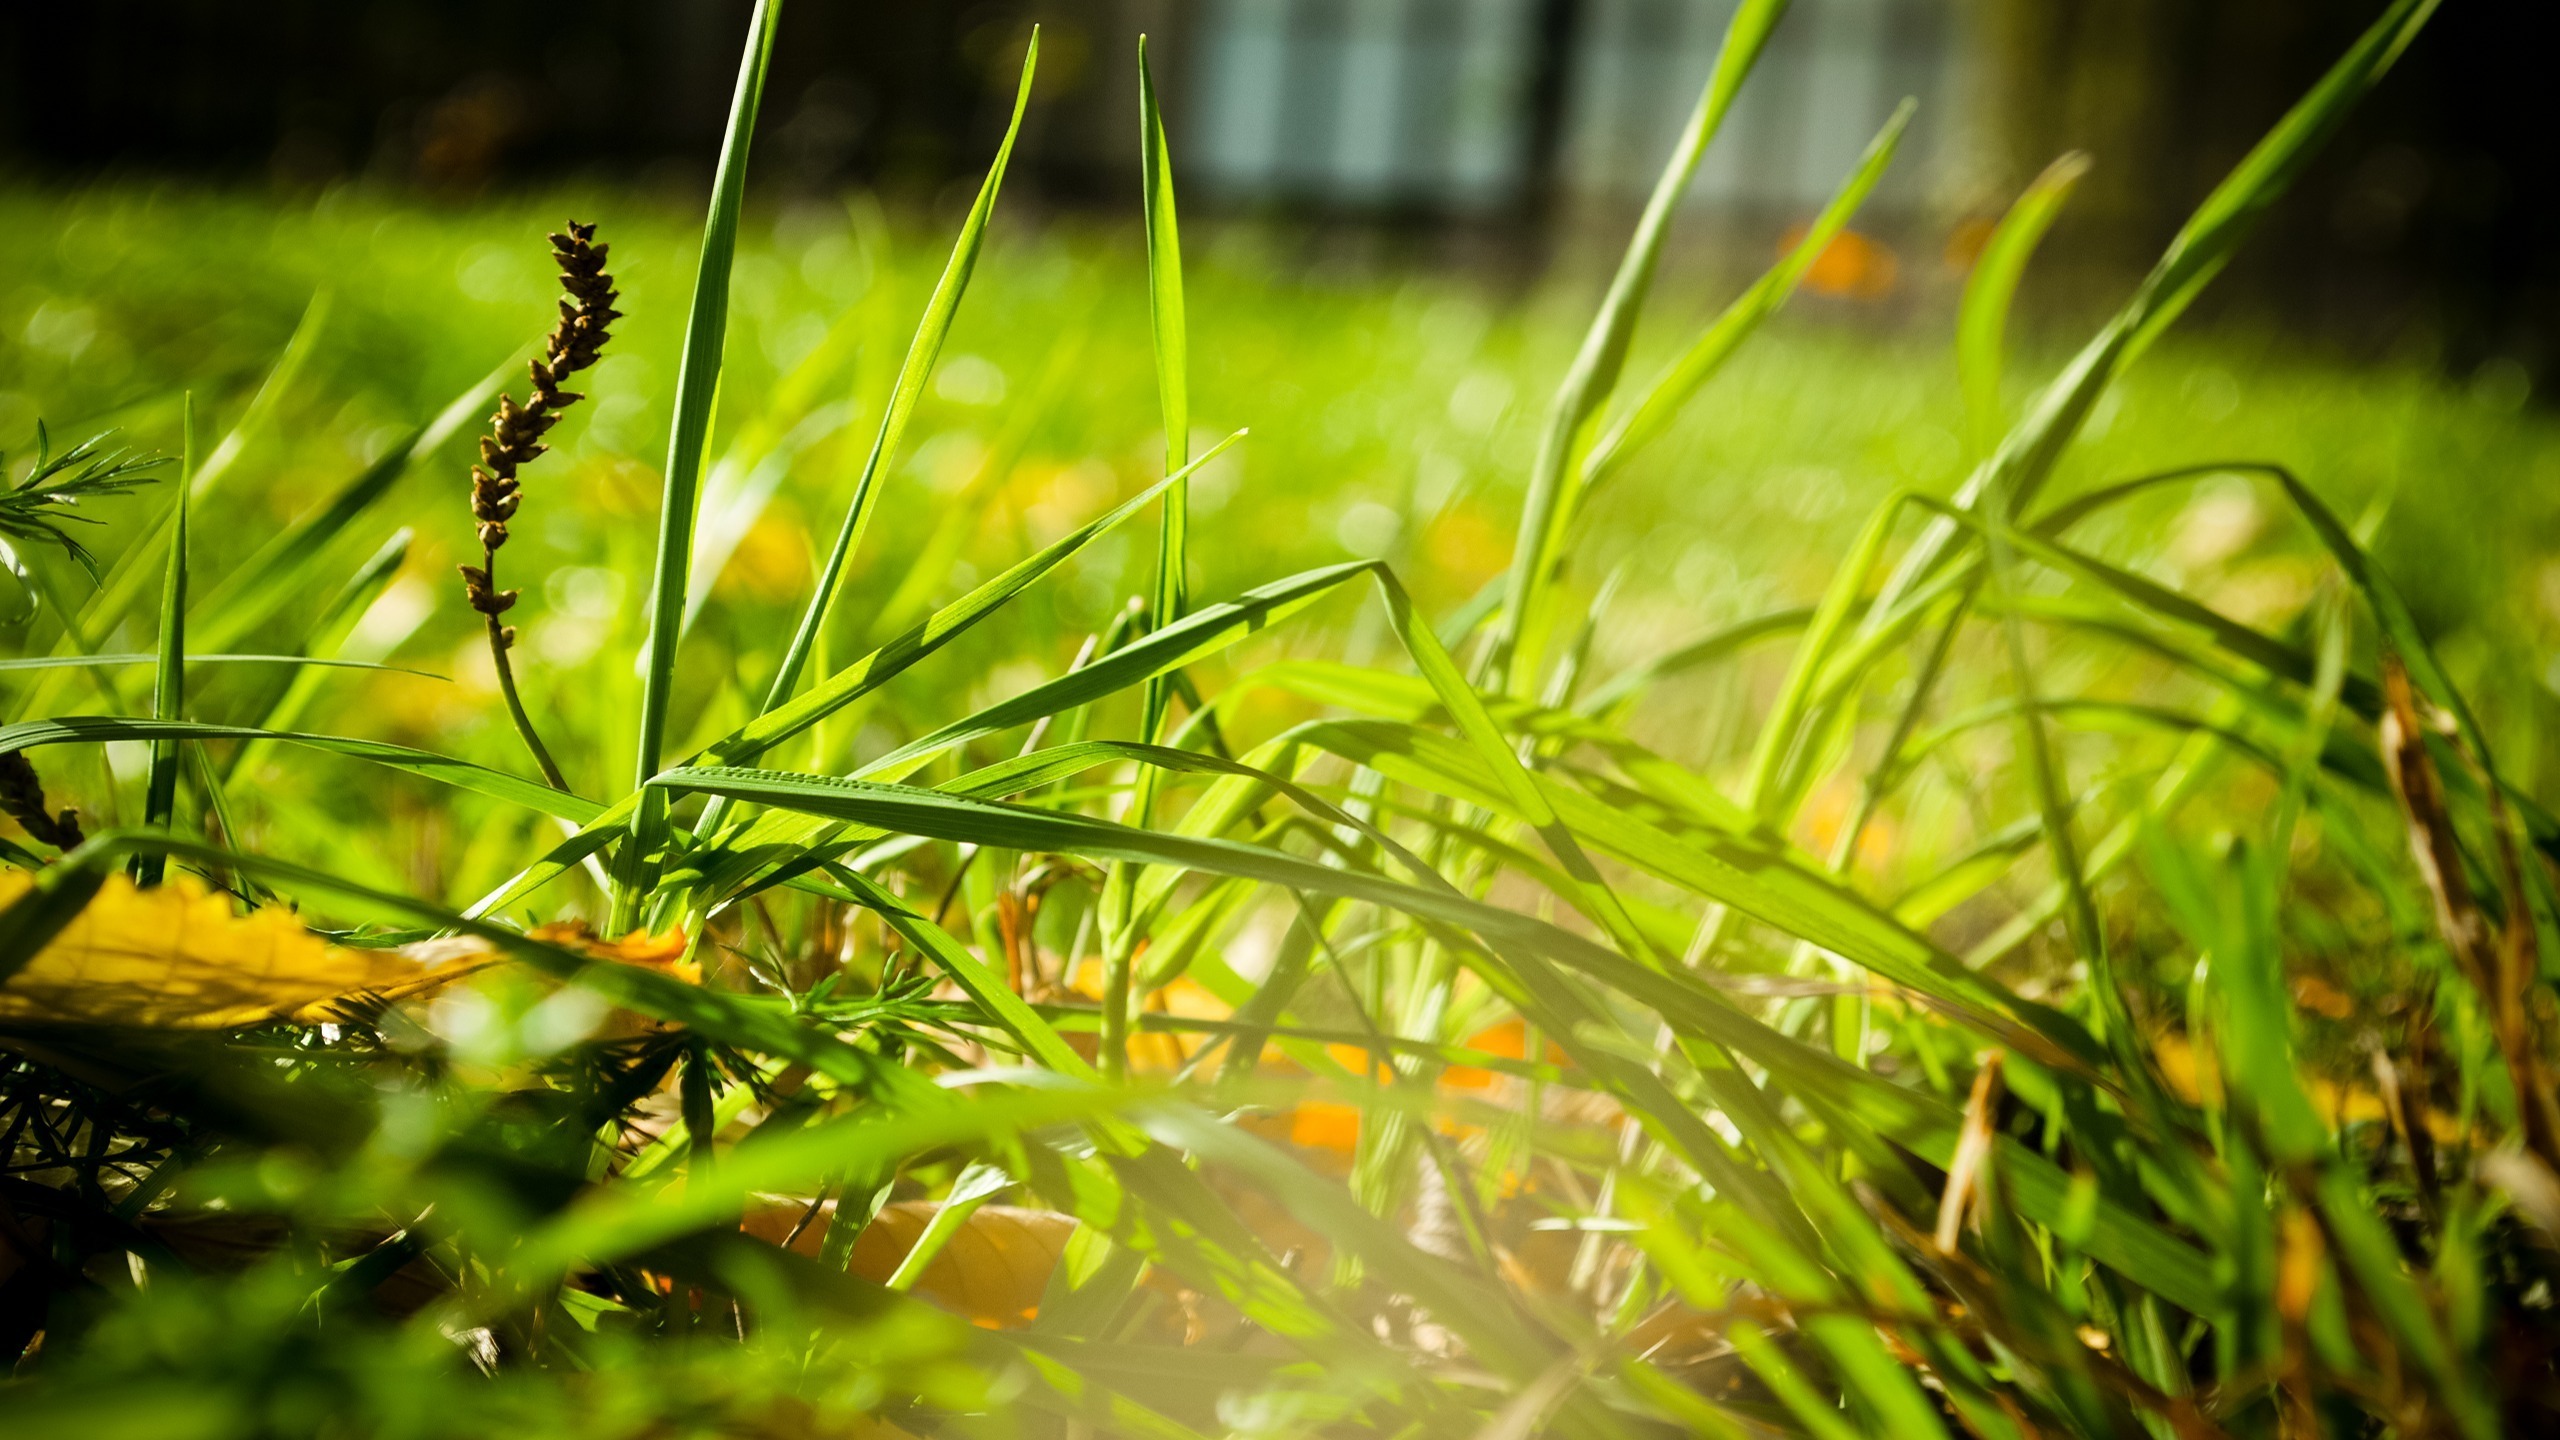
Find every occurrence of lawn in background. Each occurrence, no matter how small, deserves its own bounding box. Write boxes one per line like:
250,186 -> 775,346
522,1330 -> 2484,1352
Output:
4,182 -> 2556,891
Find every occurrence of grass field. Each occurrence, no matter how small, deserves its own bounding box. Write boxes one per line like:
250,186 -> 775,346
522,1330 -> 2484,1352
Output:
8,2 -> 2560,1435
5,181 -> 2556,896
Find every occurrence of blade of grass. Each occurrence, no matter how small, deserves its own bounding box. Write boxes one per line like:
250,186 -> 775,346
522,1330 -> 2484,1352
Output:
754,29 -> 1040,727
463,452 -> 1221,922
676,30 -> 1042,892
0,654 -> 435,678
1138,30 -> 1190,731
0,717 -> 600,823
1958,152 -> 2090,460
1581,98 -> 1913,488
619,0 -> 785,927
1490,0 -> 1790,692
1097,35 -> 1193,1076
134,397 -> 191,887
1872,0 -> 2438,618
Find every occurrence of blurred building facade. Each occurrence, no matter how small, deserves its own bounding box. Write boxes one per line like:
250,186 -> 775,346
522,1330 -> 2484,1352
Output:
1175,0 -> 1960,218
1,0 -> 2549,371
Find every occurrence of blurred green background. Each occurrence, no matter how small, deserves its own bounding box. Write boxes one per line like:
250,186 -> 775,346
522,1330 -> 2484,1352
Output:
3,179 -> 2557,904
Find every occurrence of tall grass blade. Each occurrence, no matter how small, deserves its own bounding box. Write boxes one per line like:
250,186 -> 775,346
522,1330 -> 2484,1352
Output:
1583,98 -> 1913,487
755,29 -> 1040,727
1103,33 -> 1192,1075
1138,31 -> 1190,715
620,0 -> 785,926
1876,0 -> 2439,612
135,397 -> 191,886
673,30 -> 1043,902
1958,151 -> 2089,458
1490,0 -> 1789,691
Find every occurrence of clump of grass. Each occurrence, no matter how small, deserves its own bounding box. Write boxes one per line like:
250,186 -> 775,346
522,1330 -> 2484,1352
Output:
457,219 -> 619,791
10,2 -> 2560,1438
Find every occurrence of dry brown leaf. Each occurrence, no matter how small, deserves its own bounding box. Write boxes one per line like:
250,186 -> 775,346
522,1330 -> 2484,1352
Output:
0,872 -> 489,1028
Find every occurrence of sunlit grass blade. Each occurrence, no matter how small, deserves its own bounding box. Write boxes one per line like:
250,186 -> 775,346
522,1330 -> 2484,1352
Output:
1491,0 -> 1789,691
188,354 -> 508,654
671,31 -> 1042,898
1582,97 -> 1913,487
621,0 -> 785,925
0,653 -> 434,679
755,28 -> 1040,727
1138,30 -> 1190,717
134,397 -> 191,887
1,717 -> 600,822
466,450 -> 1223,920
650,764 -> 2207,1309
1958,151 -> 2089,459
1875,0 -> 2440,614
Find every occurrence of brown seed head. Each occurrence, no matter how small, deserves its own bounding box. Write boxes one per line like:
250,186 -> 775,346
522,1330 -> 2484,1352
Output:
464,219 -> 617,623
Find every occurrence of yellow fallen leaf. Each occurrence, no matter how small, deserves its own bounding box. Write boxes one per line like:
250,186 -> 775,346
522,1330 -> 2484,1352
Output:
743,1198 -> 1074,1328
0,871 -> 485,1028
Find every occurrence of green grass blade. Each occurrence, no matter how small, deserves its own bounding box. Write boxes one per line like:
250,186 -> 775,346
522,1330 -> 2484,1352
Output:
621,0 -> 785,923
464,450 -> 1225,921
188,355 -> 507,654
1491,0 -> 1789,692
1574,606 -> 1813,715
650,765 -> 2203,1308
1139,31 -> 1190,732
0,654 -> 435,679
1875,0 -> 2438,613
0,717 -> 601,823
721,437 -> 1238,772
54,291 -> 330,656
135,397 -> 191,886
755,28 -> 1039,727
1583,97 -> 1913,486
675,29 -> 1042,890
1958,151 -> 2090,458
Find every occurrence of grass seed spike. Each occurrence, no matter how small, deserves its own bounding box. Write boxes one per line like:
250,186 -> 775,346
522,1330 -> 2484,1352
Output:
458,219 -> 620,791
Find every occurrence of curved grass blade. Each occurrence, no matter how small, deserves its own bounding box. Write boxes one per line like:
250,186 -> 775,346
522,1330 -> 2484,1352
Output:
649,767 -> 2210,1309
1492,0 -> 1790,691
1874,0 -> 2439,614
675,30 -> 1044,894
756,28 -> 1041,729
1138,30 -> 1190,725
1958,151 -> 2090,459
465,453 -> 1219,920
0,653 -> 439,679
1582,98 -> 1914,488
